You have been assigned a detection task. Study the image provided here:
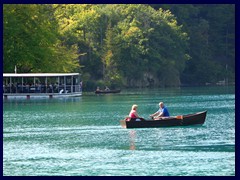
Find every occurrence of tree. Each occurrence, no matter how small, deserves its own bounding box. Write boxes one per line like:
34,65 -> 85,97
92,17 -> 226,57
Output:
156,4 -> 235,85
3,4 -> 79,73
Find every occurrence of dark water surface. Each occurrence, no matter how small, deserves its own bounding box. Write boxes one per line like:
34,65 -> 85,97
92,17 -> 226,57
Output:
3,86 -> 235,176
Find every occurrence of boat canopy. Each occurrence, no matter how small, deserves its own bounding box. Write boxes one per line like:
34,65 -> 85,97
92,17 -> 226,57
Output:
3,73 -> 82,98
3,73 -> 80,77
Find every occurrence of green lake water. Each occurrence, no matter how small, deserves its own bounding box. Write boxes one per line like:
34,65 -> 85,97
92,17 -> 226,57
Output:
3,86 -> 235,176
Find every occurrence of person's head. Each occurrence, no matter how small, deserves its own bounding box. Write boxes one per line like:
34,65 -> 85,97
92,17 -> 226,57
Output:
132,104 -> 138,110
159,102 -> 164,108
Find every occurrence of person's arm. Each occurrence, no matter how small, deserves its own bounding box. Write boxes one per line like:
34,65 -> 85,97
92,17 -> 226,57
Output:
158,111 -> 164,117
159,107 -> 168,117
150,110 -> 159,117
133,111 -> 140,118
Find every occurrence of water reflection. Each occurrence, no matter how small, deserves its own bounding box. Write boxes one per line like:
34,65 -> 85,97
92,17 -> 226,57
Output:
3,96 -> 82,105
129,130 -> 136,150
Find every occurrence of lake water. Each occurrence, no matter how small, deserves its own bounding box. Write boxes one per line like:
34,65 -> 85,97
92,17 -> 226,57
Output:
3,86 -> 235,176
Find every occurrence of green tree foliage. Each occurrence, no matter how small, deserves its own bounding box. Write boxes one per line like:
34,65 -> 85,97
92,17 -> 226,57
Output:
3,4 -> 79,73
54,4 -> 189,88
3,4 -> 235,88
155,4 -> 235,85
81,4 -> 188,87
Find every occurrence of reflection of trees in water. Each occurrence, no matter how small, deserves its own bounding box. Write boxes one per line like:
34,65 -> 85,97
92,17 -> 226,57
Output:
129,130 -> 136,150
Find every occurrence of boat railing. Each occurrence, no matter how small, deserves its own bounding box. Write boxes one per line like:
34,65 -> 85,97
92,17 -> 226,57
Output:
3,84 -> 82,94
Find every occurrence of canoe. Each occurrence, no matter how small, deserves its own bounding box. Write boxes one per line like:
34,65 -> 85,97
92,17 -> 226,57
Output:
95,89 -> 121,94
120,111 -> 207,128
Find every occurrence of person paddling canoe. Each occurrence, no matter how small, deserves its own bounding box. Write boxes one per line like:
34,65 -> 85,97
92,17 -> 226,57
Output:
150,102 -> 170,120
125,104 -> 144,121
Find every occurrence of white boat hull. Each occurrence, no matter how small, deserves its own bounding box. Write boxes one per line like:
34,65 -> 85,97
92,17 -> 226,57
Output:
3,92 -> 82,99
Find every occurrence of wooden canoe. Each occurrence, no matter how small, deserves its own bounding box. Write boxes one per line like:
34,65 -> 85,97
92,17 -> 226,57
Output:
120,111 -> 207,128
95,89 -> 121,94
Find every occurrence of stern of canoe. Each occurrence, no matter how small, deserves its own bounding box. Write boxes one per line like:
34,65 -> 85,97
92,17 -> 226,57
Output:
120,120 -> 127,128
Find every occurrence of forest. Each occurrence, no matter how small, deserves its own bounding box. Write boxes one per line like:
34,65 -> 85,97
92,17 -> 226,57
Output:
3,4 -> 235,90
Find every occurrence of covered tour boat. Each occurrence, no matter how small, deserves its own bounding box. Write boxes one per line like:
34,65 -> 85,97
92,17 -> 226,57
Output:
3,73 -> 82,99
120,111 -> 207,128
